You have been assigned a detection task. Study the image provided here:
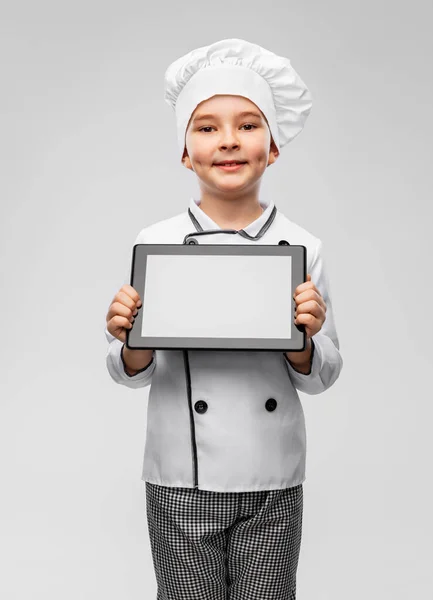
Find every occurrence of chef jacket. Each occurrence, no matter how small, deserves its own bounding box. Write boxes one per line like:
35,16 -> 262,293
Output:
105,196 -> 343,492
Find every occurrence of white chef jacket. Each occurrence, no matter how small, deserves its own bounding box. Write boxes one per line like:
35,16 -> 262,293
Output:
105,196 -> 343,492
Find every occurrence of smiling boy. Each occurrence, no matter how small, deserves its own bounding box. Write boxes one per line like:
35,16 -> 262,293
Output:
105,38 -> 342,600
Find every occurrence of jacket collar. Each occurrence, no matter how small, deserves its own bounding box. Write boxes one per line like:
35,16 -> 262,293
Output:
187,196 -> 277,241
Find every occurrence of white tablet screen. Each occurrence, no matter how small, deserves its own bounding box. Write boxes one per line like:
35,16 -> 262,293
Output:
140,255 -> 292,339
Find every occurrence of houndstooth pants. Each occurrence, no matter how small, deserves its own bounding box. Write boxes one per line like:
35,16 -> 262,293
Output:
145,481 -> 304,600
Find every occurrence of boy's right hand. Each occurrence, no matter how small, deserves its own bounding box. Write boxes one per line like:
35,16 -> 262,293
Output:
106,284 -> 142,344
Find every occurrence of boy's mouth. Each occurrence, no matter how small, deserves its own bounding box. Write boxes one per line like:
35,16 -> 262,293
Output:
214,161 -> 247,171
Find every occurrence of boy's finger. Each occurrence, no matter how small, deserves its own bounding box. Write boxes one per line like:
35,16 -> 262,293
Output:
296,299 -> 325,318
109,301 -> 137,321
116,291 -> 139,315
121,284 -> 142,307
293,286 -> 320,303
118,287 -> 140,308
293,274 -> 313,298
294,291 -> 325,313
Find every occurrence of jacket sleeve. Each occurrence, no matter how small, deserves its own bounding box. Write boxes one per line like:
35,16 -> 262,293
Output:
283,239 -> 343,395
105,231 -> 156,389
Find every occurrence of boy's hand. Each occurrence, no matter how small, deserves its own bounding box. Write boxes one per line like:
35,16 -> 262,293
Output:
285,274 -> 327,370
106,284 -> 142,344
293,274 -> 327,339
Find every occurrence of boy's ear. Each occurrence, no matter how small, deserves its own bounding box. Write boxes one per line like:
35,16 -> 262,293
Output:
268,139 -> 280,166
182,148 -> 193,170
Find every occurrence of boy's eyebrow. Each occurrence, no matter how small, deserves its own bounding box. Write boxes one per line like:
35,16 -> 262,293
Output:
192,110 -> 263,123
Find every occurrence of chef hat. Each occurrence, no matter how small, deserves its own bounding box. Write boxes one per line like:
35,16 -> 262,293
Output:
163,38 -> 313,163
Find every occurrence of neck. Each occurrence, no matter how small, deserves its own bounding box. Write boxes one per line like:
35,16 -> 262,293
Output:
198,192 -> 264,230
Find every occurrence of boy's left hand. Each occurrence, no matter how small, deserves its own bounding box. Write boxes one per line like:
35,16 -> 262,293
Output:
293,274 -> 327,339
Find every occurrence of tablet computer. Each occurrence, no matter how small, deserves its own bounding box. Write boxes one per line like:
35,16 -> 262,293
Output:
125,244 -> 306,351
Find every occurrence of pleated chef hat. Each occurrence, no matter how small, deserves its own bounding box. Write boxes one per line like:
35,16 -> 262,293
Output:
163,38 -> 313,163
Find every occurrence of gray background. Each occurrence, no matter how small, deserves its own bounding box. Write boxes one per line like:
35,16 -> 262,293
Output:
1,1 -> 432,598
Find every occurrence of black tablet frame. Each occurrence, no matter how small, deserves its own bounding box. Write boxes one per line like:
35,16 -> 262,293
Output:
125,244 -> 306,351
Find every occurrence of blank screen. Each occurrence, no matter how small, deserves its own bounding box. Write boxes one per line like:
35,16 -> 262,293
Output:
140,254 -> 293,339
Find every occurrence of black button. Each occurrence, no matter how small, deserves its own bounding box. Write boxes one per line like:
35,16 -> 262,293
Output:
278,240 -> 290,245
265,398 -> 277,412
194,400 -> 208,414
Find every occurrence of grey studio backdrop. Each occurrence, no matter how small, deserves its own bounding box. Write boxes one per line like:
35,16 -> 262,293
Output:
1,1 -> 432,599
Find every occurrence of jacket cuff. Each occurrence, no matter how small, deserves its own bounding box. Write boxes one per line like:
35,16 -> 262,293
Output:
105,326 -> 156,388
284,335 -> 323,393
283,332 -> 342,395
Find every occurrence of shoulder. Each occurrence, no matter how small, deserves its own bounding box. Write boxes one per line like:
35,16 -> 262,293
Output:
274,210 -> 322,255
133,211 -> 191,244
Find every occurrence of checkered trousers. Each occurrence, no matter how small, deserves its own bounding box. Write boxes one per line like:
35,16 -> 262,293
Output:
145,481 -> 303,599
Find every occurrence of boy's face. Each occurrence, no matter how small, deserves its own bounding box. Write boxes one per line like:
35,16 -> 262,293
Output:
182,95 -> 279,197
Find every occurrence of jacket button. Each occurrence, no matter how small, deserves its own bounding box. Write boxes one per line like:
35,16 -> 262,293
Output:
265,398 -> 277,412
194,400 -> 208,414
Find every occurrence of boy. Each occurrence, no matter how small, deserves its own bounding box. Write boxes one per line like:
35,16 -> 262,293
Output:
105,39 -> 342,600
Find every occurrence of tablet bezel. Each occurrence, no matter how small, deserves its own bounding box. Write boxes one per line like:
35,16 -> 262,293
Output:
126,244 -> 306,352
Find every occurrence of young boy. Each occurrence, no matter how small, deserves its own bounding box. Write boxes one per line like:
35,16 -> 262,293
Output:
105,39 -> 343,600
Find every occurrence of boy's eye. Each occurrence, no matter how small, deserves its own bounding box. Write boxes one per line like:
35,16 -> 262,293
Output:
198,124 -> 257,133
